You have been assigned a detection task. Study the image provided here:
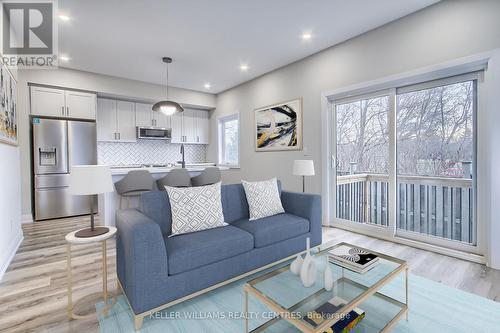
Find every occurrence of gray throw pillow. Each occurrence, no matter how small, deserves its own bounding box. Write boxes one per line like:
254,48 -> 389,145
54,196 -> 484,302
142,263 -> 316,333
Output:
242,177 -> 285,221
166,182 -> 227,236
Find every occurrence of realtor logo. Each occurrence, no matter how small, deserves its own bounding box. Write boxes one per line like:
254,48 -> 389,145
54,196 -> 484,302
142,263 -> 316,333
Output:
1,0 -> 58,68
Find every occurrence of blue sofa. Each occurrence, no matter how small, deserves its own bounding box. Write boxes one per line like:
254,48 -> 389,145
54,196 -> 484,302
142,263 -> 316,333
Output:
116,182 -> 322,328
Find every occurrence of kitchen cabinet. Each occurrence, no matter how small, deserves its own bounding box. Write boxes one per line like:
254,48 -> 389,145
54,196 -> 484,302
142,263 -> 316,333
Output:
136,102 -> 170,128
171,108 -> 209,144
64,90 -> 96,119
135,102 -> 152,127
30,86 -> 96,120
116,101 -> 136,141
195,110 -> 209,144
182,109 -> 196,143
171,112 -> 183,143
96,98 -> 136,142
96,98 -> 116,142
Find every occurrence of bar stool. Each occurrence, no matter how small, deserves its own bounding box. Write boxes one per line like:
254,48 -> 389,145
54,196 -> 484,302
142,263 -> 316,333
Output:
114,170 -> 155,209
191,167 -> 221,186
157,168 -> 191,189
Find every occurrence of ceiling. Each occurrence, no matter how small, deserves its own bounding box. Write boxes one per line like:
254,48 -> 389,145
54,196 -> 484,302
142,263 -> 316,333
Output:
58,0 -> 439,94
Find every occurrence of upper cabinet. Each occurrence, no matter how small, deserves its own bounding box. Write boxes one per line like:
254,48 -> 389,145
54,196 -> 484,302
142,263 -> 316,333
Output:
30,86 -> 96,120
195,110 -> 209,144
135,102 -> 170,128
171,108 -> 209,144
97,98 -> 136,142
96,97 -> 210,144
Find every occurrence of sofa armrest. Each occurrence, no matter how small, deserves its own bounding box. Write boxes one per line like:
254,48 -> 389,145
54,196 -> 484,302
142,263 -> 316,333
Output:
281,191 -> 322,246
116,209 -> 169,314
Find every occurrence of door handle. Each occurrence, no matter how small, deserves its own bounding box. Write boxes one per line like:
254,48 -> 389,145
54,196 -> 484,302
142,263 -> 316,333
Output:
66,106 -> 69,116
197,136 -> 199,143
61,106 -> 64,115
118,133 -> 121,140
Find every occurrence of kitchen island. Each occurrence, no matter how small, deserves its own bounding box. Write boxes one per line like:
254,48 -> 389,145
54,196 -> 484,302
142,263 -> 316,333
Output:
99,164 -> 229,226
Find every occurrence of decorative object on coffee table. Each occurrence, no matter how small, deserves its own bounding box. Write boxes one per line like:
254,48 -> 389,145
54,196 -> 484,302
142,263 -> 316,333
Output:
300,237 -> 316,287
323,256 -> 334,291
293,159 -> 315,192
68,165 -> 114,238
290,254 -> 304,275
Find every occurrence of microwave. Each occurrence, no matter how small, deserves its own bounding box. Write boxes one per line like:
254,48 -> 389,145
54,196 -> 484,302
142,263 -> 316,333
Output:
136,126 -> 171,140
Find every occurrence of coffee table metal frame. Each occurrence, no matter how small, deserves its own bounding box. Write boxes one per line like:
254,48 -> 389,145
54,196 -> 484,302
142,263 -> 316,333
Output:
243,242 -> 408,333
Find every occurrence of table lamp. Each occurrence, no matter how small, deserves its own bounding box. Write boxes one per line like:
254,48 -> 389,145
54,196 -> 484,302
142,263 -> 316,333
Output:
293,160 -> 315,192
69,165 -> 114,238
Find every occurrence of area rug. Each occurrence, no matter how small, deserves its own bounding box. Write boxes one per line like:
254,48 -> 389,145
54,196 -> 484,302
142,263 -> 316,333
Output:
97,267 -> 500,333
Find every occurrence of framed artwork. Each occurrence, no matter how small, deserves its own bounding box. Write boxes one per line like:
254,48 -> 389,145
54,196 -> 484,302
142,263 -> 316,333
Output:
0,62 -> 17,146
254,98 -> 302,152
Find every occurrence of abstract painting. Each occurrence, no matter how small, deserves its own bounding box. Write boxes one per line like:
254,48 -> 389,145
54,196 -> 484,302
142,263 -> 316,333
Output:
254,98 -> 302,151
0,62 -> 17,146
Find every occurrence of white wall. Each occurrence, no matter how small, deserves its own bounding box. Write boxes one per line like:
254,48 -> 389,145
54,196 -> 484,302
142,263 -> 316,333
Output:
0,67 -> 23,281
209,0 -> 500,266
18,68 -> 216,220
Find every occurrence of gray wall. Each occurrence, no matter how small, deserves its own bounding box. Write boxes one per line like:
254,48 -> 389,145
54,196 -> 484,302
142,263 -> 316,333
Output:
209,0 -> 500,194
18,68 -> 216,219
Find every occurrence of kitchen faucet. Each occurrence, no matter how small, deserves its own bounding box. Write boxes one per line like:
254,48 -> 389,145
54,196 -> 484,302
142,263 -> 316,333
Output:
179,144 -> 186,168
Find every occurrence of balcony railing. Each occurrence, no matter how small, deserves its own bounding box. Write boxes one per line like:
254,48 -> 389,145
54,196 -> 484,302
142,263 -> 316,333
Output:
336,173 -> 474,244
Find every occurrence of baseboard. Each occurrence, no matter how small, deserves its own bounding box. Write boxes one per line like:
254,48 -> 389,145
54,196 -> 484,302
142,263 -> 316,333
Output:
21,214 -> 33,224
0,229 -> 24,282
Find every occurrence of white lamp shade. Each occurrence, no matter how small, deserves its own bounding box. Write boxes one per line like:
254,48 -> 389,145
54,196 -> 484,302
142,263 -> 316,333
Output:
293,160 -> 315,176
69,165 -> 114,195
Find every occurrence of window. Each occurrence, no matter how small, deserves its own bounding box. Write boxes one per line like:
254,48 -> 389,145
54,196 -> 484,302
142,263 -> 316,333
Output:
218,114 -> 239,167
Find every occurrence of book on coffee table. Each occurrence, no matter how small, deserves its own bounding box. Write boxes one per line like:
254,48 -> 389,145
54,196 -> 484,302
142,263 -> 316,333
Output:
328,244 -> 379,274
303,296 -> 365,333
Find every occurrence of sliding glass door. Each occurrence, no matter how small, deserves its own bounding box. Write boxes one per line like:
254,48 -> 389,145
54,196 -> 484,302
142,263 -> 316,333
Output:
396,79 -> 476,246
331,74 -> 478,252
334,92 -> 391,228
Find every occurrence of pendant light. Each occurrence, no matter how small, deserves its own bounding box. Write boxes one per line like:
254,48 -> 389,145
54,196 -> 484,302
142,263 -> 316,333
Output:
152,57 -> 184,115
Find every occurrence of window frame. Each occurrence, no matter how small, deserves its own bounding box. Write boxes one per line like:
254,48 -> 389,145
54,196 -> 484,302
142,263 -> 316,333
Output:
218,113 -> 240,168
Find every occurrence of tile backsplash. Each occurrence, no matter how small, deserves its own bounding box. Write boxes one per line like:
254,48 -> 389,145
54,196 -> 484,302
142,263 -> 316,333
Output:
97,140 -> 207,166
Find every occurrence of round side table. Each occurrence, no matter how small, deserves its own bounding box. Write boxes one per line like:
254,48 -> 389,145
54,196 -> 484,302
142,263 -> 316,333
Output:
66,226 -> 117,319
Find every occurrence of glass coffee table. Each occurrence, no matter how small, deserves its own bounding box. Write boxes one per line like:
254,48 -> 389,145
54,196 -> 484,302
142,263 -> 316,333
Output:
243,242 -> 408,333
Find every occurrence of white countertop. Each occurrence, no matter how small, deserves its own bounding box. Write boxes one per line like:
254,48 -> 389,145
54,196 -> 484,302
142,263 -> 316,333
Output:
109,164 -> 229,175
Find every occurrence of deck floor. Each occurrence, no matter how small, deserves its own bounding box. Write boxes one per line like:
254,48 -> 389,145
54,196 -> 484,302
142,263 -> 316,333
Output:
0,216 -> 499,332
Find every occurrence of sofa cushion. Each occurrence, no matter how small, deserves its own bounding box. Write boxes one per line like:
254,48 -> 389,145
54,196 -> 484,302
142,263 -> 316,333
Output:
232,213 -> 310,248
166,225 -> 254,275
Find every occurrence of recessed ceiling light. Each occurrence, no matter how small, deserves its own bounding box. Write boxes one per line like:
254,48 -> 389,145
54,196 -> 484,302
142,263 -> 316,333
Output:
59,55 -> 70,62
204,83 -> 211,89
240,64 -> 249,72
58,14 -> 71,22
302,32 -> 312,40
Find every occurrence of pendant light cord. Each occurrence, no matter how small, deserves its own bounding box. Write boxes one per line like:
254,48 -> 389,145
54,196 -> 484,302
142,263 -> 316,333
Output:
166,61 -> 169,99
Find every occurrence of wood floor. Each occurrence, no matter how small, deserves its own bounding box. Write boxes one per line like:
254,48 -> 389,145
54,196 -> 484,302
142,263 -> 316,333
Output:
1,216 -> 499,333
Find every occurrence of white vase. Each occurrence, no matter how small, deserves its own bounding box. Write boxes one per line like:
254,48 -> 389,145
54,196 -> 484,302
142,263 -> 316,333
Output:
290,254 -> 304,275
300,238 -> 316,287
324,256 -> 333,291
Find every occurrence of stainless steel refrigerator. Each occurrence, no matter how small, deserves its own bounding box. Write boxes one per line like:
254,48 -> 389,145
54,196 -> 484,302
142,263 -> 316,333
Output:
31,117 -> 97,221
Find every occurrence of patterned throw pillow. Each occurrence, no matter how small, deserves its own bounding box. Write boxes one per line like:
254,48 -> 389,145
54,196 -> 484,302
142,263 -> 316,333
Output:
242,178 -> 285,221
166,182 -> 227,236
